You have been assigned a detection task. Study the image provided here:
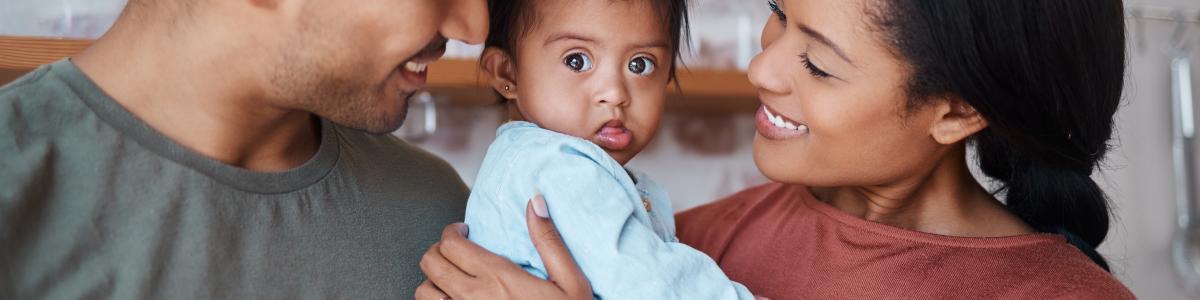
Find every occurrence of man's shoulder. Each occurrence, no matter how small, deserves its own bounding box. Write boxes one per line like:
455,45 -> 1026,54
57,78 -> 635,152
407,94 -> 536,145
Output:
1,64 -> 100,154
2,62 -> 96,128
1,63 -> 55,95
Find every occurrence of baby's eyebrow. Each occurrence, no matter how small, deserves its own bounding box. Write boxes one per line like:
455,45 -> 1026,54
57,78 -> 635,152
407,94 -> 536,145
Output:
543,32 -> 669,51
632,41 -> 670,50
544,32 -> 597,47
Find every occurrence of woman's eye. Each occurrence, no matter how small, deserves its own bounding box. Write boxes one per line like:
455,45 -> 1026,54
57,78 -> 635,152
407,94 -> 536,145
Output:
800,53 -> 832,79
564,53 -> 593,72
628,57 -> 656,75
768,0 -> 787,24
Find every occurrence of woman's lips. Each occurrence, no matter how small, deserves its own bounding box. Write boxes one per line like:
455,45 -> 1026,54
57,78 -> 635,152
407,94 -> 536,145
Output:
756,105 -> 809,140
593,120 -> 633,151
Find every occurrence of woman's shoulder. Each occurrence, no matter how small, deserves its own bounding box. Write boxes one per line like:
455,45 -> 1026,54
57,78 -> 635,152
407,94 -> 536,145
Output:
994,241 -> 1136,299
913,234 -> 1135,299
674,183 -> 1136,299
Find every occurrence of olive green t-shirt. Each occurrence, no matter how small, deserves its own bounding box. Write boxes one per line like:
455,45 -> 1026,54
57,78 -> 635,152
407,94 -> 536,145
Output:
0,60 -> 469,299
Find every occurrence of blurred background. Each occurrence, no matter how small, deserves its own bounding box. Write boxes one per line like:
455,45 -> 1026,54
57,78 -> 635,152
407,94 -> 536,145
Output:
2,0 -> 1200,298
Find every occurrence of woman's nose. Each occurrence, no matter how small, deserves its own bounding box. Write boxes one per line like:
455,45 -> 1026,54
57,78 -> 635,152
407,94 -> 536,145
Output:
748,42 -> 792,96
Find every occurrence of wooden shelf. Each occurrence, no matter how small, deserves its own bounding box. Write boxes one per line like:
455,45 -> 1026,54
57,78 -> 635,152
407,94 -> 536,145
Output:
0,35 -> 758,113
0,36 -> 93,70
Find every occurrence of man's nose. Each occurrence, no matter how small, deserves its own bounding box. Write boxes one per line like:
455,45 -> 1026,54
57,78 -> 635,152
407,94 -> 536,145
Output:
441,0 -> 489,44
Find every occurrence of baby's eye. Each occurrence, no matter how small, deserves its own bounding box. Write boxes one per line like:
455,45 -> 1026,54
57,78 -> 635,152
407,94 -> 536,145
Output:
564,52 -> 593,72
628,56 -> 655,76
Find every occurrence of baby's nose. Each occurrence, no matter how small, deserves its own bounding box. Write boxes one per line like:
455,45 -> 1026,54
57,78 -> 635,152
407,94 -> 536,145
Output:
594,74 -> 631,107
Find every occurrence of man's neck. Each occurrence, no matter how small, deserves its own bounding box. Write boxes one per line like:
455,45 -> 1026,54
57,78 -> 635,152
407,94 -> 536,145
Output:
73,13 -> 320,172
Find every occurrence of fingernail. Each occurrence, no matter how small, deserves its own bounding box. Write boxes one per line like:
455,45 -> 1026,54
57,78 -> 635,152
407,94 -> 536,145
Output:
531,194 -> 549,219
454,223 -> 469,236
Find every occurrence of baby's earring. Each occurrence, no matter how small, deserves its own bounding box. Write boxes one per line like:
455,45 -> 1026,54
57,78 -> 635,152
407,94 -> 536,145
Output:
504,84 -> 512,91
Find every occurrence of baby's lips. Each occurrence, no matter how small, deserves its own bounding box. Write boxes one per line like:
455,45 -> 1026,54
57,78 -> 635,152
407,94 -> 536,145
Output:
594,126 -> 633,151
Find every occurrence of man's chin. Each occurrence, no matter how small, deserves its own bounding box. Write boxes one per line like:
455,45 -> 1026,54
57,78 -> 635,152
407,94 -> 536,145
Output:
310,87 -> 415,134
366,111 -> 409,134
364,117 -> 407,134
323,110 -> 408,135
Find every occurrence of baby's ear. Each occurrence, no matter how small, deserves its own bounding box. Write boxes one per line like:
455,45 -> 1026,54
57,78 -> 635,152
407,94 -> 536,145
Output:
480,47 -> 518,100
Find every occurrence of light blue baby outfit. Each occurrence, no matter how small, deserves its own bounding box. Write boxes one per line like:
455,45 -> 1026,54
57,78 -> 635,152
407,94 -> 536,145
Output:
464,121 -> 753,299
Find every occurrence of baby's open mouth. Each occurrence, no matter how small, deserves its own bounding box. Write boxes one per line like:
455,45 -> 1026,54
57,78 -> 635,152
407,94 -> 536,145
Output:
593,120 -> 634,151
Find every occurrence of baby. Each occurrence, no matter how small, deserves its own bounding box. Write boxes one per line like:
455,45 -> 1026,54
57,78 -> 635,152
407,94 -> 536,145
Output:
463,0 -> 755,298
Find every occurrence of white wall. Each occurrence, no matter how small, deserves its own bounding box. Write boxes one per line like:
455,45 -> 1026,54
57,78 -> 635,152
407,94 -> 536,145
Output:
1100,5 -> 1200,299
1128,0 -> 1200,10
0,0 -> 125,38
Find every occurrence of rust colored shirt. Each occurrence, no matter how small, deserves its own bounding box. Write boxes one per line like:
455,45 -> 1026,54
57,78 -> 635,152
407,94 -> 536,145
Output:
676,183 -> 1135,299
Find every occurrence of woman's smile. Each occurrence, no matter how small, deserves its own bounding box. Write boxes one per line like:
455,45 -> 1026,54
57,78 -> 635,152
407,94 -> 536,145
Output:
756,105 -> 810,140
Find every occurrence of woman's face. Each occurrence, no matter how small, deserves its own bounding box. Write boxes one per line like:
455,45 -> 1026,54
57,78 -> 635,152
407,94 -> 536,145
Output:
750,0 -> 946,187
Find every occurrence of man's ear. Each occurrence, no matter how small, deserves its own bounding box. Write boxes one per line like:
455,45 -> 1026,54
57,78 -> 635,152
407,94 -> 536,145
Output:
480,47 -> 519,100
929,98 -> 988,145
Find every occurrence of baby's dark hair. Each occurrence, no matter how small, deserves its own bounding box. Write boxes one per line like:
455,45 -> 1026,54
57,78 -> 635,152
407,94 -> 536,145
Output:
486,0 -> 690,84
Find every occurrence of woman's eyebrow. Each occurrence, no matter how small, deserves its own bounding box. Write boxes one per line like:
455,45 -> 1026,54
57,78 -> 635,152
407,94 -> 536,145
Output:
797,23 -> 857,66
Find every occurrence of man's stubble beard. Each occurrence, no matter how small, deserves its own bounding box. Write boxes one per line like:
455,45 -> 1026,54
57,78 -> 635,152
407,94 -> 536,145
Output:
267,32 -> 410,135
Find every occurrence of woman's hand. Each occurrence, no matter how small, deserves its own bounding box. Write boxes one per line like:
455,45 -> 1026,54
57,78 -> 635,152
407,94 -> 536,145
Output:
415,195 -> 592,300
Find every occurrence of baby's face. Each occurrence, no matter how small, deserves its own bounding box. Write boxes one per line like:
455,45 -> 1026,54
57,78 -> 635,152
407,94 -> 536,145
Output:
511,0 -> 672,165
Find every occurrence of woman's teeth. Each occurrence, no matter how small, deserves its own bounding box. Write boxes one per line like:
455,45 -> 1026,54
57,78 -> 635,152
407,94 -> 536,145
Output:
403,61 -> 428,73
764,107 -> 808,132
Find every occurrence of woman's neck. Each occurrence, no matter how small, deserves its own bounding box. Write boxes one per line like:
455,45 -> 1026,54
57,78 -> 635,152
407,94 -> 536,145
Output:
810,146 -> 1035,238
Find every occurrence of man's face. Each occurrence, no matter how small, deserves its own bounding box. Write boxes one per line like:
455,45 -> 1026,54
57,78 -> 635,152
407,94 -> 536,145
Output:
267,0 -> 487,134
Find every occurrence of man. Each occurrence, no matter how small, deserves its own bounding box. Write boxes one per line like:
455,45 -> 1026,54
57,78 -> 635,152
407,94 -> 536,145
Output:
0,0 -> 487,298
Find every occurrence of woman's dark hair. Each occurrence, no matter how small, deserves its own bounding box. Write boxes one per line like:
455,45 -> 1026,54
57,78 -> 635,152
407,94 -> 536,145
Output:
486,0 -> 690,84
875,1 -> 1127,270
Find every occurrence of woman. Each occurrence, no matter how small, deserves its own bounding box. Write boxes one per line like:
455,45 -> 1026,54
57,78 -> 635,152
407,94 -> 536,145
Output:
416,0 -> 1135,299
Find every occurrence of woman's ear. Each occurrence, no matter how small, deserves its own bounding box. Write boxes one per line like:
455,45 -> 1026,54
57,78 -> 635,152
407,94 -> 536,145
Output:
480,47 -> 519,100
929,98 -> 988,145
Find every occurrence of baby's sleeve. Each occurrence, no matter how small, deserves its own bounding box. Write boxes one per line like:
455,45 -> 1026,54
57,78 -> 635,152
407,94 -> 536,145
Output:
508,142 -> 755,300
